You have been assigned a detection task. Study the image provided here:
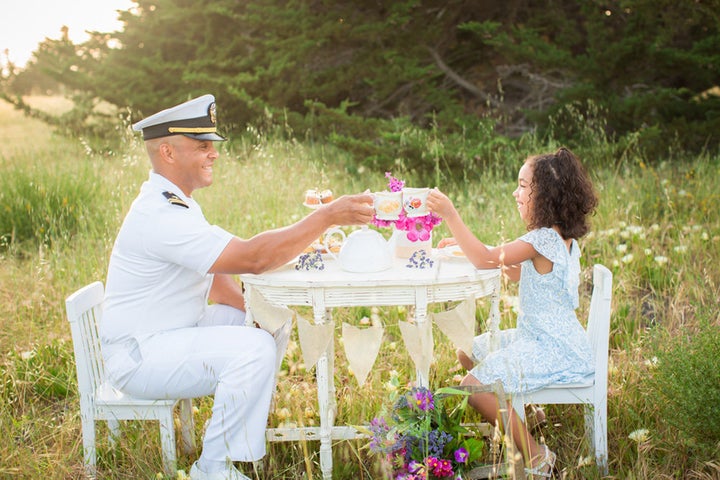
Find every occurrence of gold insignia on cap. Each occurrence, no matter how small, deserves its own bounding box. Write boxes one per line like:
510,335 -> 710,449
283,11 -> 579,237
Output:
162,191 -> 189,208
209,102 -> 217,125
168,127 -> 217,133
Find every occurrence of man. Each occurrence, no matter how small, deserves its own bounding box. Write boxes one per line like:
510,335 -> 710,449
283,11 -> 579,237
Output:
100,94 -> 374,480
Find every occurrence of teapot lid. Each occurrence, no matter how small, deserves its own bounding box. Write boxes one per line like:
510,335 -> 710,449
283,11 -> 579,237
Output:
347,225 -> 384,239
337,225 -> 392,272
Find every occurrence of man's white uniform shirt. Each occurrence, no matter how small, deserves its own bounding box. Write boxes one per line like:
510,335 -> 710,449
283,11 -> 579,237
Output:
101,172 -> 233,370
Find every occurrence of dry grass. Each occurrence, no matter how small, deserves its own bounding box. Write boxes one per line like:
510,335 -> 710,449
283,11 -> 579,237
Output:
1,97 -> 719,479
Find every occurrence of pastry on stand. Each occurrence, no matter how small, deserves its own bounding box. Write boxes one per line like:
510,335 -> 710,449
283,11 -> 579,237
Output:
303,189 -> 334,208
302,189 -> 339,253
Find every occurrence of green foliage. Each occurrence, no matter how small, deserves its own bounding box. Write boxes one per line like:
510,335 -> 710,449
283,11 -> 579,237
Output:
647,319 -> 720,458
5,0 -> 720,168
0,164 -> 98,251
301,100 -> 521,182
1,340 -> 75,406
483,0 -> 720,155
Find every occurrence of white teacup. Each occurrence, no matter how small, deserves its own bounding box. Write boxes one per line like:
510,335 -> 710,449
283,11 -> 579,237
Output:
402,187 -> 430,217
373,191 -> 403,220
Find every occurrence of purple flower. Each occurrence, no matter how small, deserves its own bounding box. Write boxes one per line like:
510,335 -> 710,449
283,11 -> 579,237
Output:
454,447 -> 469,464
412,387 -> 434,411
408,460 -> 424,474
426,429 -> 452,457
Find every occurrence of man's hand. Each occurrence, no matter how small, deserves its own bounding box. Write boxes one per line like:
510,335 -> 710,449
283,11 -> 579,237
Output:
323,193 -> 374,226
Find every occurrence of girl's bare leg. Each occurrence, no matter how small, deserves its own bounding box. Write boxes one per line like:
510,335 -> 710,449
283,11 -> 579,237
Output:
460,374 -> 546,467
456,348 -> 475,370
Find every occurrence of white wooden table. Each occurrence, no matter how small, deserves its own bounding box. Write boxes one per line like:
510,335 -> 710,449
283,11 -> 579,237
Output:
240,252 -> 501,480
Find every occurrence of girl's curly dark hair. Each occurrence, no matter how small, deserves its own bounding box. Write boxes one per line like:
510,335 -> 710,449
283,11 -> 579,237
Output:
526,147 -> 598,239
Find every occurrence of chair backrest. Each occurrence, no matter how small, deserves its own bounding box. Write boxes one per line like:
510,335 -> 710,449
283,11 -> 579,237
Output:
65,281 -> 106,403
585,265 -> 612,386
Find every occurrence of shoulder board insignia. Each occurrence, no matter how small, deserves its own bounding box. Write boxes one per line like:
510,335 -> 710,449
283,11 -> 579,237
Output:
162,191 -> 189,208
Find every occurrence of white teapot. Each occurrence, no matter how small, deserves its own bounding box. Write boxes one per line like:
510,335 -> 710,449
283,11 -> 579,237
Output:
324,226 -> 392,272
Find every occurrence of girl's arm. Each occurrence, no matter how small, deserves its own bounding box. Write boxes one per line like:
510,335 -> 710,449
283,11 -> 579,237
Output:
427,189 -> 537,280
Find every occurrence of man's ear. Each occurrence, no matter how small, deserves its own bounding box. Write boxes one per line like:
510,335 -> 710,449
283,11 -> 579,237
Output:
159,142 -> 174,163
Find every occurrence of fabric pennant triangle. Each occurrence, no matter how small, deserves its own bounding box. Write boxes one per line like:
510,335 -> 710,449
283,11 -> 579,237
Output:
296,314 -> 334,369
247,287 -> 295,334
398,319 -> 433,381
272,318 -> 293,375
342,322 -> 384,387
431,297 -> 476,357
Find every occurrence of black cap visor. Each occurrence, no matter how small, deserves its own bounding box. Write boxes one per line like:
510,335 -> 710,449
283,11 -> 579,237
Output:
183,132 -> 227,141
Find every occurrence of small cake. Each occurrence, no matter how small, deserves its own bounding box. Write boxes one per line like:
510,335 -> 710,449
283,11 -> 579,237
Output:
319,189 -> 334,204
304,189 -> 321,206
303,235 -> 341,254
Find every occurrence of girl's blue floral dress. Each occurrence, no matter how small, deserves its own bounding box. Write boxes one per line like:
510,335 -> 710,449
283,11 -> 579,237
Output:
470,227 -> 594,393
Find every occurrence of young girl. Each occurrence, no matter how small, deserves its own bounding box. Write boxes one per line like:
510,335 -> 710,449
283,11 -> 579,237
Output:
426,147 -> 598,477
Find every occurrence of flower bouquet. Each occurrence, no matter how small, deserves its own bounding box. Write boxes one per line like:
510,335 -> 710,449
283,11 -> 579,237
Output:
365,385 -> 485,480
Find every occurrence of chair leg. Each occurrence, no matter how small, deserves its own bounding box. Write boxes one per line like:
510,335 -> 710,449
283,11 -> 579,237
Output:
159,409 -> 178,475
80,413 -> 97,479
584,403 -> 608,476
107,418 -> 120,448
178,398 -> 197,455
593,403 -> 608,475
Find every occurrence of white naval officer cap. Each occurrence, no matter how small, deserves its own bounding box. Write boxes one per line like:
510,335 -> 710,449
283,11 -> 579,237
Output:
132,94 -> 226,141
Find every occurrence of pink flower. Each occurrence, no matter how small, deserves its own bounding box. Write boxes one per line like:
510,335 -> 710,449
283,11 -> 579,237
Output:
370,173 -> 442,242
385,172 -> 405,192
426,456 -> 454,477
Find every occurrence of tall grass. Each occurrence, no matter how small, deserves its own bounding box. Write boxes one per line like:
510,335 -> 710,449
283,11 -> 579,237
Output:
1,97 -> 719,479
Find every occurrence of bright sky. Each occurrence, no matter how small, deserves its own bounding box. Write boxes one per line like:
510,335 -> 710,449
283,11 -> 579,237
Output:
1,0 -> 134,68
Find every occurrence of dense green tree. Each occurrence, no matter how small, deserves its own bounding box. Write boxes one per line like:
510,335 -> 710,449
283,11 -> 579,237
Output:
468,0 -> 720,155
2,0 -> 719,168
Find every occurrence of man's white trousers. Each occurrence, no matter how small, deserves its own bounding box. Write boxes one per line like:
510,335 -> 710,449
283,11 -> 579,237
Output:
107,305 -> 277,462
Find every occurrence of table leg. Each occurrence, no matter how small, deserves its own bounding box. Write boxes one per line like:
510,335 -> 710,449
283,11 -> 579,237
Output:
487,276 -> 502,351
325,308 -> 337,420
414,288 -> 429,388
312,293 -> 334,480
316,354 -> 333,480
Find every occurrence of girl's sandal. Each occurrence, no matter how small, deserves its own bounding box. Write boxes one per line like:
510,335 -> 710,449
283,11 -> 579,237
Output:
524,445 -> 556,478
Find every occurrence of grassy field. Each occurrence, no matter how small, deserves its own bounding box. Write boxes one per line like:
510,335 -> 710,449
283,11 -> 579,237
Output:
1,97 -> 719,479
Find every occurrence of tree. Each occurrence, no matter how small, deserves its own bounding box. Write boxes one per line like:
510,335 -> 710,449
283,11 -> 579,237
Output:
3,0 -> 719,167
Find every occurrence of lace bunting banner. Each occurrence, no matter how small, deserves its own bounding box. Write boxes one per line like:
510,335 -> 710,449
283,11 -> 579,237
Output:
431,297 -> 476,357
271,319 -> 293,374
398,319 -> 433,381
247,287 -> 295,333
296,314 -> 334,369
246,288 -> 296,375
342,322 -> 384,387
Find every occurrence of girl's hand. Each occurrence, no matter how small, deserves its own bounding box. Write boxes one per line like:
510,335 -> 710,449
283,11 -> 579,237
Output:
427,188 -> 457,219
437,237 -> 458,248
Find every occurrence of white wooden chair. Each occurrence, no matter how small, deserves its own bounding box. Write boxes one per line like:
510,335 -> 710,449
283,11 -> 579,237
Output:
511,264 -> 612,475
65,281 -> 196,478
